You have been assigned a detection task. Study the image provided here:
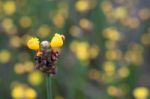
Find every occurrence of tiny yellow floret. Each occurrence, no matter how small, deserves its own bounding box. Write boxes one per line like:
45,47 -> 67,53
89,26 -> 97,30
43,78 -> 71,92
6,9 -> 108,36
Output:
27,37 -> 40,50
50,33 -> 64,48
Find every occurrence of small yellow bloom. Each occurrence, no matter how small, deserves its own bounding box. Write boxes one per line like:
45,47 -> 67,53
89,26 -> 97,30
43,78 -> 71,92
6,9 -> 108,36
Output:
28,71 -> 43,86
27,37 -> 40,50
3,1 -> 16,15
50,33 -> 64,48
133,87 -> 149,99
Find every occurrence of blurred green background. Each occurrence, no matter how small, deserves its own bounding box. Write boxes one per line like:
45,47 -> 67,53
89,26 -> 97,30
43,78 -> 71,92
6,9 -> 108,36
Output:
0,0 -> 150,99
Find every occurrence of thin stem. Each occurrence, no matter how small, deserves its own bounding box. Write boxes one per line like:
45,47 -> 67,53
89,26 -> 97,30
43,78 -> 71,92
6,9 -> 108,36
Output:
46,74 -> 52,99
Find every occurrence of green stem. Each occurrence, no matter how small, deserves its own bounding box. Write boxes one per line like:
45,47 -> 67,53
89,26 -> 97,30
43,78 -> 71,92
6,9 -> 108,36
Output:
46,74 -> 52,99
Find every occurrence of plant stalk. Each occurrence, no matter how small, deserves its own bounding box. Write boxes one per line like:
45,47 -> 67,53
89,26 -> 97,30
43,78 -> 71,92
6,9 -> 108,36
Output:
46,74 -> 52,99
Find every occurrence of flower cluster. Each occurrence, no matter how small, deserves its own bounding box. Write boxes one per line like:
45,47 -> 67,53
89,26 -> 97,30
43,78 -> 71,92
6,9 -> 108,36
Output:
27,33 -> 65,75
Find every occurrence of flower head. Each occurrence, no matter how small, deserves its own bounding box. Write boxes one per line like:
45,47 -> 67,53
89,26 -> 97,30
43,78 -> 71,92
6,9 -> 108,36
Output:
27,37 -> 40,50
50,33 -> 64,48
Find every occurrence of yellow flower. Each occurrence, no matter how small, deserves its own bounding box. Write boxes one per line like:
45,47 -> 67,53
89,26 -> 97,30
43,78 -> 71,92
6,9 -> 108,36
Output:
3,1 -> 16,15
28,71 -> 43,86
133,87 -> 149,99
11,84 -> 37,99
27,37 -> 40,50
50,33 -> 64,48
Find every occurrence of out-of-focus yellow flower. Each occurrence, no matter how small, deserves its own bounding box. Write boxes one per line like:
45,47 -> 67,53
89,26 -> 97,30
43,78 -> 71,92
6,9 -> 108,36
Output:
133,87 -> 149,99
19,16 -> 32,28
107,86 -> 117,96
28,71 -> 43,86
76,42 -> 89,61
27,37 -> 40,50
1,18 -> 17,35
24,61 -> 34,72
141,33 -> 150,45
105,49 -> 122,60
75,1 -> 89,12
11,85 -> 24,98
103,61 -> 116,76
89,45 -> 100,59
107,86 -> 122,97
37,25 -> 51,38
69,25 -> 81,37
139,8 -> 150,20
11,84 -> 37,99
70,41 -> 99,61
50,33 -> 64,48
105,41 -> 117,49
10,36 -> 22,48
53,14 -> 65,28
0,50 -> 11,63
114,6 -> 127,19
3,1 -> 16,15
103,27 -> 121,41
79,18 -> 92,30
70,41 -> 89,61
2,18 -> 14,30
125,44 -> 143,65
118,66 -> 130,79
88,69 -> 101,80
25,88 -> 37,98
14,61 -> 34,74
101,1 -> 112,14
14,63 -> 25,74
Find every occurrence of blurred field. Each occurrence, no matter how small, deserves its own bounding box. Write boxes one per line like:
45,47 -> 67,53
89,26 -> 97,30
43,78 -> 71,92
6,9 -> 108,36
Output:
0,0 -> 150,99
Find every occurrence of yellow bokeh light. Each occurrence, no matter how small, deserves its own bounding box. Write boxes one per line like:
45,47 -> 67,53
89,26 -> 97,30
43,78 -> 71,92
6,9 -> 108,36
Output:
53,14 -> 64,28
79,18 -> 92,30
11,85 -> 24,98
19,16 -> 32,28
133,87 -> 149,99
2,18 -> 14,31
10,36 -> 22,48
24,61 -> 34,72
103,27 -> 121,41
25,88 -> 37,99
114,6 -> 127,19
0,50 -> 11,63
107,86 -> 117,96
11,84 -> 37,99
3,1 -> 16,15
139,8 -> 150,20
88,69 -> 100,80
141,33 -> 150,45
70,41 -> 99,61
14,63 -> 25,74
28,71 -> 43,86
89,45 -> 100,59
107,86 -> 121,97
105,49 -> 122,60
69,25 -> 81,37
37,25 -> 51,38
76,42 -> 89,61
103,62 -> 116,76
75,0 -> 89,12
101,1 -> 112,14
118,66 -> 130,79
125,44 -> 143,65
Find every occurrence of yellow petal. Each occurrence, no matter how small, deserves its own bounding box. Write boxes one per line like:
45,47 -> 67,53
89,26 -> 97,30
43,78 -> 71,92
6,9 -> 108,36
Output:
50,33 -> 64,48
27,37 -> 40,50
